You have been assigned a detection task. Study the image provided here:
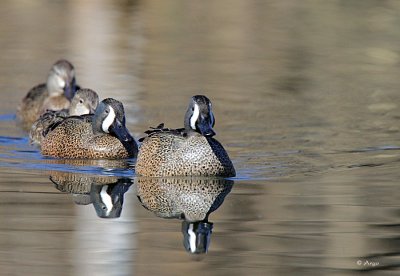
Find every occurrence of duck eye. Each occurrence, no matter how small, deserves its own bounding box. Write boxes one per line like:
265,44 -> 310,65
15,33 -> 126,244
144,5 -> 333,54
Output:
105,109 -> 109,114
192,107 -> 195,111
79,99 -> 84,104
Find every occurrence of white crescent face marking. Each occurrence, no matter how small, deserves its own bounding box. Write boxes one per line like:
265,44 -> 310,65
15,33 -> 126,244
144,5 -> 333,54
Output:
190,103 -> 200,130
187,223 -> 196,253
102,106 -> 116,133
100,185 -> 113,216
57,76 -> 65,89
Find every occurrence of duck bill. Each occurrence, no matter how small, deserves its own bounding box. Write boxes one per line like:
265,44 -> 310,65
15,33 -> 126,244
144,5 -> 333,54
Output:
198,120 -> 216,137
110,120 -> 134,143
64,78 -> 76,100
63,84 -> 73,101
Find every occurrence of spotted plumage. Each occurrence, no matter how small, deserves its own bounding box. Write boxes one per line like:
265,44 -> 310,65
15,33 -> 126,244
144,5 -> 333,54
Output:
50,172 -> 132,217
136,176 -> 233,254
41,98 -> 138,159
16,59 -> 79,130
29,88 -> 99,146
136,95 -> 236,177
135,177 -> 233,221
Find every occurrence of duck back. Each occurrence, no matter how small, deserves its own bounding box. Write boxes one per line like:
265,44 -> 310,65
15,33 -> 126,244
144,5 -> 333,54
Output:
16,84 -> 49,129
136,132 -> 235,177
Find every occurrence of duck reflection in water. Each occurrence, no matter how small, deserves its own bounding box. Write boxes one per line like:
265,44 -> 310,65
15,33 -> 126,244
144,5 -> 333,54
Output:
50,171 -> 133,218
135,177 -> 234,254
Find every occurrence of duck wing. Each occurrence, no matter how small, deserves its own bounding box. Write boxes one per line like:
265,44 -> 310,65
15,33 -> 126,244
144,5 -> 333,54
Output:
139,123 -> 186,142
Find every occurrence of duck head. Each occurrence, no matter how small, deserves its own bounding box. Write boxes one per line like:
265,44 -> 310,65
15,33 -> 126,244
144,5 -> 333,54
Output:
90,179 -> 133,218
93,98 -> 134,144
46,59 -> 77,100
182,221 -> 213,254
69,88 -> 99,116
184,95 -> 216,137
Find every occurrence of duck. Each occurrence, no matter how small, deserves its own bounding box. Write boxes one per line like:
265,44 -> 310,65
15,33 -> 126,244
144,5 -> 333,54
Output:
29,88 -> 99,146
41,98 -> 138,159
135,95 -> 236,177
16,59 -> 79,130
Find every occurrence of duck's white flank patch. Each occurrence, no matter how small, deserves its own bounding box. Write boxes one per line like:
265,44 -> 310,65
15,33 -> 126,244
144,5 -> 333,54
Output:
102,106 -> 116,133
188,224 -> 196,253
190,103 -> 200,130
100,185 -> 113,216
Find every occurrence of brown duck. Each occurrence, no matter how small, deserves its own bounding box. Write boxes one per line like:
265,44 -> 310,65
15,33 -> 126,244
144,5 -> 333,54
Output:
16,59 -> 79,130
29,88 -> 99,146
41,98 -> 138,159
136,95 -> 235,177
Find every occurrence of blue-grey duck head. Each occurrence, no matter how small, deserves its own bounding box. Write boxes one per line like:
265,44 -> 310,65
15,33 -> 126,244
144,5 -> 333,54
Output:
69,88 -> 99,116
182,221 -> 213,254
46,59 -> 77,100
184,95 -> 216,137
90,179 -> 133,218
93,98 -> 134,143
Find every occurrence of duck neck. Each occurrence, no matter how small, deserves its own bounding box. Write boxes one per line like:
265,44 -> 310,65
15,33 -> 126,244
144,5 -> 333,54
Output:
184,109 -> 199,134
92,115 -> 104,135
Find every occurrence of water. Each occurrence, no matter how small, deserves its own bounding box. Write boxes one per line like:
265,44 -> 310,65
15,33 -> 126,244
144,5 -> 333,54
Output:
1,0 -> 400,275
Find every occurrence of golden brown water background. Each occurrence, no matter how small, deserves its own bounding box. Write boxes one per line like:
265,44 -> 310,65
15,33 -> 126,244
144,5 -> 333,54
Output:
1,1 -> 400,275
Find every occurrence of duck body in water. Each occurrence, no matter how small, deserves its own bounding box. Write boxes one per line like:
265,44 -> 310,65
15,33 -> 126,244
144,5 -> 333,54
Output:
16,59 -> 79,130
136,95 -> 235,177
29,88 -> 99,146
41,98 -> 138,159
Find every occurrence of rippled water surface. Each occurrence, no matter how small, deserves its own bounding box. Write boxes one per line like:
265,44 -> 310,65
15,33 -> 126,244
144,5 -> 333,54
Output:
1,1 -> 400,275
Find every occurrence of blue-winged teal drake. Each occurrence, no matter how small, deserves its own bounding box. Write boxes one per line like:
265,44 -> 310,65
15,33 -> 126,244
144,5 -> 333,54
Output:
29,88 -> 99,146
16,59 -> 79,130
41,98 -> 138,159
136,95 -> 236,177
